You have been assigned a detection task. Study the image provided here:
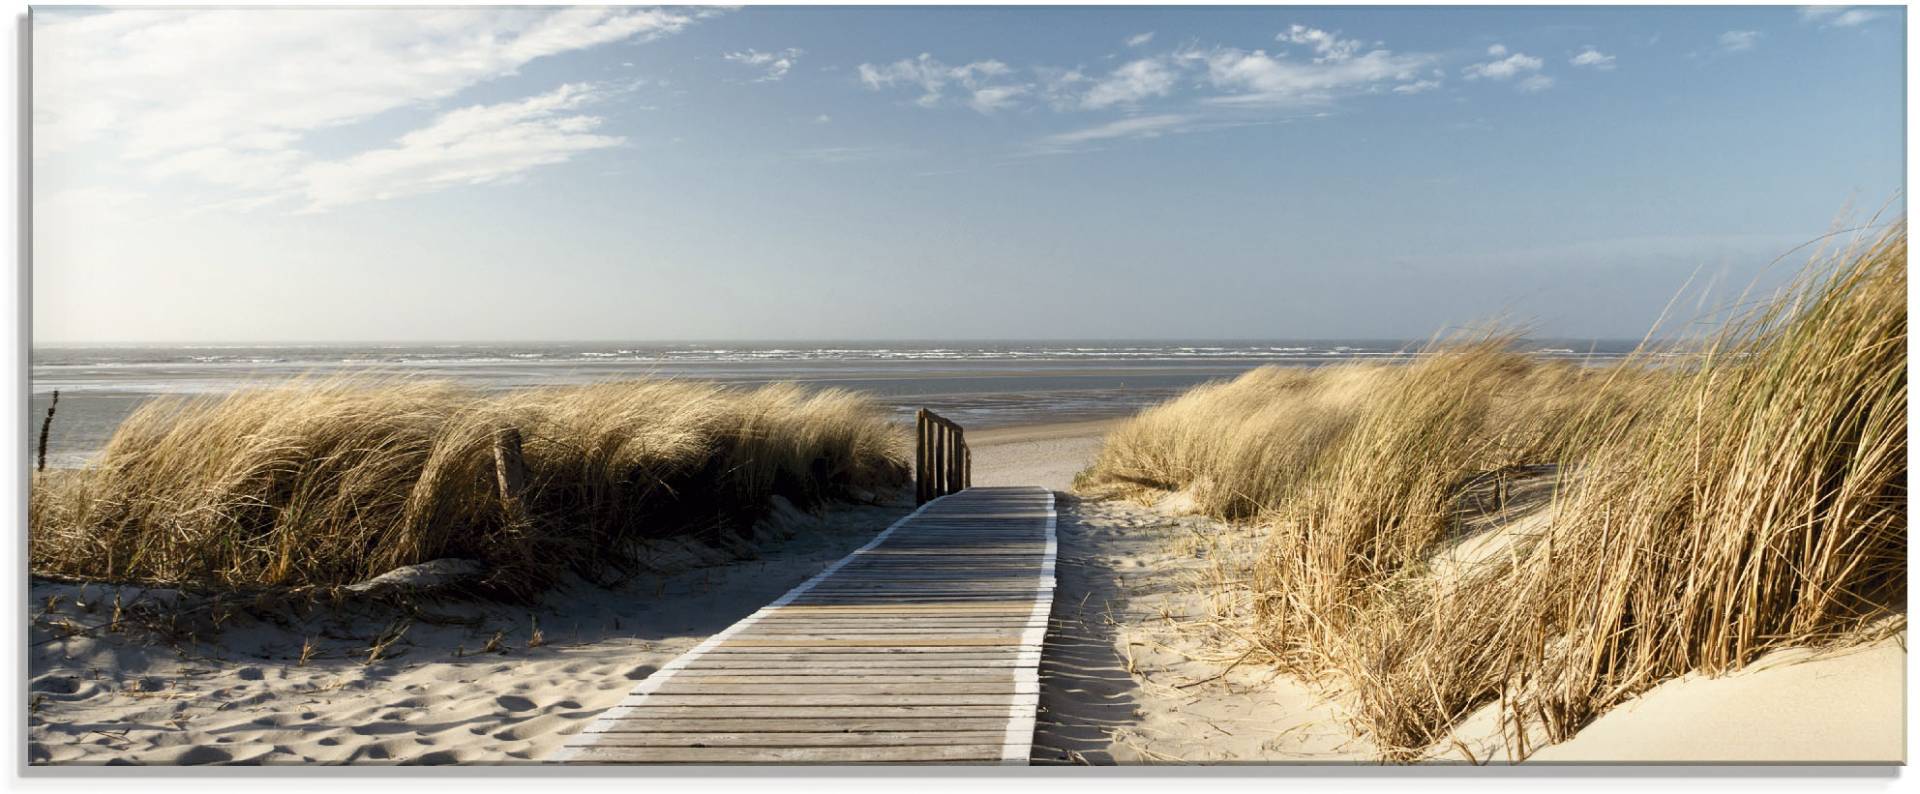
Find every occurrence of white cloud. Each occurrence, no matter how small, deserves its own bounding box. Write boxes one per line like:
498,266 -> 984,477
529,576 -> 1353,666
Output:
858,53 -> 1026,112
968,84 -> 1029,114
724,48 -> 804,82
35,8 -> 702,159
1277,24 -> 1363,63
1719,30 -> 1761,52
1800,6 -> 1882,27
1517,74 -> 1555,93
298,83 -> 624,212
1037,114 -> 1198,147
1036,67 -> 1092,110
1570,48 -> 1617,70
1463,47 -> 1544,80
1198,45 -> 1434,106
794,145 -> 910,164
1392,79 -> 1442,94
34,7 -> 708,210
1125,32 -> 1155,48
813,114 -> 832,124
1080,58 -> 1180,109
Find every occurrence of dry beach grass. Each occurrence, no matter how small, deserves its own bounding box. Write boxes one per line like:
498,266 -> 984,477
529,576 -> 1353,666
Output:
29,379 -> 907,598
1079,224 -> 1907,760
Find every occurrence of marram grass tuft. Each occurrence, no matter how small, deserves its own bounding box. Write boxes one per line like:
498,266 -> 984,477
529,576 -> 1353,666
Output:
29,379 -> 908,598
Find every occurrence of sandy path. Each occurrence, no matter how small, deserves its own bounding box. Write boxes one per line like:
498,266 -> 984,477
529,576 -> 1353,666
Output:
967,419 -> 1117,492
1028,496 -> 1373,764
967,419 -> 1371,764
28,500 -> 911,765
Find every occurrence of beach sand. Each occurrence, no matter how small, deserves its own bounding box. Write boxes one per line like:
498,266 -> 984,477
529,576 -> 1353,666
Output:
1441,635 -> 1906,764
1030,495 -> 1375,763
967,419 -> 1118,492
28,499 -> 913,764
977,419 -> 1376,763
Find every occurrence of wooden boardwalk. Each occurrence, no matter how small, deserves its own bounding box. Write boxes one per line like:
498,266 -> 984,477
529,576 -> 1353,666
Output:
551,486 -> 1057,764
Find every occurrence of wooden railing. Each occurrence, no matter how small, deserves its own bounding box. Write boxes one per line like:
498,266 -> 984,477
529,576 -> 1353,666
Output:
915,409 -> 971,504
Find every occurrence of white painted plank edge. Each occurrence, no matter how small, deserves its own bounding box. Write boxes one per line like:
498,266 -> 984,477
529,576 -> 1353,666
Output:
1000,490 -> 1056,765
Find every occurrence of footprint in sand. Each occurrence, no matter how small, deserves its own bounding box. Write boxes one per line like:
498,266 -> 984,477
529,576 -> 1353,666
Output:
173,745 -> 234,765
494,694 -> 537,712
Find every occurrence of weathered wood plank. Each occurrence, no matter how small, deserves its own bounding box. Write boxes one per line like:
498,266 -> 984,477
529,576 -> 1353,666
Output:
583,718 -> 1012,733
564,745 -> 1004,764
663,674 -> 1020,684
649,683 -> 1030,695
623,694 -> 1040,707
600,705 -> 1014,718
660,675 -> 1021,685
553,486 -> 1055,765
582,731 -> 1010,747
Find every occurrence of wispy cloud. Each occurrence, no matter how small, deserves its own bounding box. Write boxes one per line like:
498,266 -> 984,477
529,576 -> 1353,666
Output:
1517,75 -> 1555,93
1719,30 -> 1762,52
968,84 -> 1029,114
1463,44 -> 1544,80
1124,31 -> 1155,48
1036,114 -> 1200,148
1570,47 -> 1617,70
1800,6 -> 1883,27
34,7 -> 712,210
1198,44 -> 1434,107
793,144 -> 914,164
299,83 -> 623,212
857,53 -> 1022,111
862,24 -> 1436,115
725,48 -> 804,82
1276,24 -> 1364,64
1080,58 -> 1180,109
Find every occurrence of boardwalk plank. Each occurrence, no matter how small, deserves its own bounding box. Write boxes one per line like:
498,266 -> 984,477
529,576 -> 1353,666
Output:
551,487 -> 1055,765
564,745 -> 1004,764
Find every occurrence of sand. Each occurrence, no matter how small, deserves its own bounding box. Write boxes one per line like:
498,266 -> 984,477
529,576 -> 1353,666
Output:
1029,495 -> 1374,764
967,419 -> 1118,492
968,419 -> 1373,763
1441,637 -> 1907,764
27,499 -> 913,765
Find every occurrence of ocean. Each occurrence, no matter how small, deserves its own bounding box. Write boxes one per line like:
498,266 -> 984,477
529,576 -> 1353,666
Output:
28,340 -> 1641,467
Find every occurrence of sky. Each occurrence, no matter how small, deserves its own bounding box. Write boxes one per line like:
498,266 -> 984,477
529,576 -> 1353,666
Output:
30,5 -> 1907,343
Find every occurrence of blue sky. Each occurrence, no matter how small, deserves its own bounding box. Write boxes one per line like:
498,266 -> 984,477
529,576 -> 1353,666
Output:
32,5 -> 1906,343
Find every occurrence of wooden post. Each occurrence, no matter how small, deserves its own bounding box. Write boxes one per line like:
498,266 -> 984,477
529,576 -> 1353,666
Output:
933,422 -> 947,498
493,427 -> 529,523
914,410 -> 926,504
913,409 -> 971,502
947,427 -> 961,497
960,433 -> 971,488
36,390 -> 58,473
